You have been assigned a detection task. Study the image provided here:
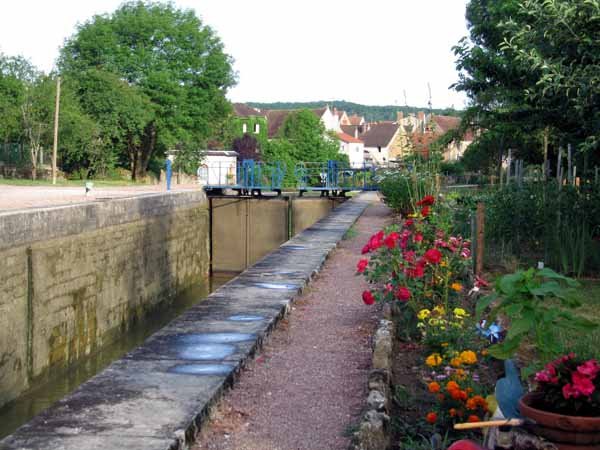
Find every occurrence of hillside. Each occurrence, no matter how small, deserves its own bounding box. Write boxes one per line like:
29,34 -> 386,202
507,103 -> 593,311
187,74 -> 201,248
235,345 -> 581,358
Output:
246,100 -> 461,122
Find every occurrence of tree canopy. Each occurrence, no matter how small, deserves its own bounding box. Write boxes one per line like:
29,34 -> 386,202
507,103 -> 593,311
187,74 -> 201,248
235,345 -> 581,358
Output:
453,0 -> 600,174
58,1 -> 235,179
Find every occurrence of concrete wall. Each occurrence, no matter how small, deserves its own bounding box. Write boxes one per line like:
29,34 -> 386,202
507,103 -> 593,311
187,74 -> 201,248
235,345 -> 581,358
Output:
211,196 -> 346,273
211,197 -> 289,273
0,192 -> 210,408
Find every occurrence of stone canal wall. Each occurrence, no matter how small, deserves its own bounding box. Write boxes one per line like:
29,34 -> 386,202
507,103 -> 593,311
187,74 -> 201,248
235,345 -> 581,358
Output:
0,191 -> 210,408
1,193 -> 372,450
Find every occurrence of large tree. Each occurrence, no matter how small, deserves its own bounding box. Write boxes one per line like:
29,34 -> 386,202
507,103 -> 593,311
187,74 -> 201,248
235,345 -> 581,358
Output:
58,1 -> 235,180
453,0 -> 600,174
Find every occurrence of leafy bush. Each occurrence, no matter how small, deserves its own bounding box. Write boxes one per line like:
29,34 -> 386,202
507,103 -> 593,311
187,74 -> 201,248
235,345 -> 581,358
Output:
379,171 -> 437,214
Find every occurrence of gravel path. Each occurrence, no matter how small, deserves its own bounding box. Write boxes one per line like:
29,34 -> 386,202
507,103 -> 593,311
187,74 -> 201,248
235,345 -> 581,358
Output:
193,196 -> 391,450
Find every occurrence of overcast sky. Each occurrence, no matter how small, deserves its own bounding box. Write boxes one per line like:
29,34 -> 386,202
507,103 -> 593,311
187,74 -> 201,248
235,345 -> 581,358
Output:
0,0 -> 470,108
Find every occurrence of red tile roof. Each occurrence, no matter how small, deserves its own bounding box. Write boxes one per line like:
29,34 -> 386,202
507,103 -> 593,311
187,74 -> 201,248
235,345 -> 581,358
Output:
233,103 -> 262,117
265,110 -> 293,138
337,132 -> 363,144
348,114 -> 364,125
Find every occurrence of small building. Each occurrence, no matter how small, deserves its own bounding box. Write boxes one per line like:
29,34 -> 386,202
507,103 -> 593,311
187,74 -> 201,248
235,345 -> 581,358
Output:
360,122 -> 400,165
337,132 -> 364,168
197,150 -> 239,186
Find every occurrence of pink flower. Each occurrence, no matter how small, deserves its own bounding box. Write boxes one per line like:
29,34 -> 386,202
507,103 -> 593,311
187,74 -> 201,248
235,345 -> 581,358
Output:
577,360 -> 600,378
414,233 -> 423,243
461,248 -> 471,258
362,290 -> 375,305
403,250 -> 416,263
384,232 -> 400,249
396,286 -> 411,301
384,283 -> 394,294
356,259 -> 369,273
424,248 -> 442,264
563,383 -> 578,399
572,372 -> 596,397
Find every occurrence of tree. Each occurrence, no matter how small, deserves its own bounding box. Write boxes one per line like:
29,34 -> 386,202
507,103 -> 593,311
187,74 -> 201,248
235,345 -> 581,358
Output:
0,54 -> 38,146
454,0 -> 600,174
59,1 -> 235,180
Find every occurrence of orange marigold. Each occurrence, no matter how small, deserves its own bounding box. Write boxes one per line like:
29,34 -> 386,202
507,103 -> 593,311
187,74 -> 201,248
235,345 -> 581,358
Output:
428,381 -> 441,393
468,415 -> 481,423
466,398 -> 477,410
426,412 -> 438,424
450,357 -> 463,368
450,389 -> 463,401
446,381 -> 460,392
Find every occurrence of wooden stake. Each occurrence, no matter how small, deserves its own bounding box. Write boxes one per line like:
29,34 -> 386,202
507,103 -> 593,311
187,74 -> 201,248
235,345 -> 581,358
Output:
543,127 -> 549,181
476,202 -> 485,276
567,143 -> 573,185
52,76 -> 61,185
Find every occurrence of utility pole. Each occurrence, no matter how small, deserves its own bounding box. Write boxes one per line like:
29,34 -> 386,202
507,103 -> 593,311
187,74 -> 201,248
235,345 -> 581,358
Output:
52,76 -> 61,185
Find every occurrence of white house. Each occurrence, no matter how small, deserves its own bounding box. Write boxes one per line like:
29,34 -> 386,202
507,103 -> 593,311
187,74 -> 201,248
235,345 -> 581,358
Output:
337,132 -> 364,168
360,122 -> 400,165
197,150 -> 239,186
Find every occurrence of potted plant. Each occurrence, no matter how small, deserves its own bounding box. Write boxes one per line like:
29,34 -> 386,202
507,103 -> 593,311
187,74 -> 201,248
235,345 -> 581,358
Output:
519,354 -> 600,449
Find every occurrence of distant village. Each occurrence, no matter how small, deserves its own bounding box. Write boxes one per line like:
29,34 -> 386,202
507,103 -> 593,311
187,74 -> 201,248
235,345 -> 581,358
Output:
230,103 -> 472,168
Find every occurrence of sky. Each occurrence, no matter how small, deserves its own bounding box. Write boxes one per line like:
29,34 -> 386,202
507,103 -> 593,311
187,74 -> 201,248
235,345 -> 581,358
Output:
0,0 -> 470,109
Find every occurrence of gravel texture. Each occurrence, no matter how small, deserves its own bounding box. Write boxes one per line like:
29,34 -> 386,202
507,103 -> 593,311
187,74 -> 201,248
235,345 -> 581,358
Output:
193,197 -> 391,450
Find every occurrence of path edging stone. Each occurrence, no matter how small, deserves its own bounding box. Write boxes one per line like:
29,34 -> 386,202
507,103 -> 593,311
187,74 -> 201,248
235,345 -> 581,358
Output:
350,315 -> 395,450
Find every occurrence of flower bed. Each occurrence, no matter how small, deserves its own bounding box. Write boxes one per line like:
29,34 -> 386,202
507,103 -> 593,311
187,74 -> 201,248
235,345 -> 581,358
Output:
357,192 -> 599,448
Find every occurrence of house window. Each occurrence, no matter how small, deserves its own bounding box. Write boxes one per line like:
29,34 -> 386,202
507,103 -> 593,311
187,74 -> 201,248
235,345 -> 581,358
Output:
254,123 -> 260,134
242,123 -> 247,133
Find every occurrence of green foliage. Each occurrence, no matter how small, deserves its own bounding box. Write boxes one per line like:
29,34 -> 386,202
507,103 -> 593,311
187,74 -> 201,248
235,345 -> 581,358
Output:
58,1 -> 235,179
379,170 -> 438,214
477,268 -> 597,364
455,180 -> 600,276
454,0 -> 600,175
260,109 -> 346,187
248,100 -> 461,122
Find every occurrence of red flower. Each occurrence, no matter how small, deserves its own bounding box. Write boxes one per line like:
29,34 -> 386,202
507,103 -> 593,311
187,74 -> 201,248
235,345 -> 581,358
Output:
467,415 -> 481,423
416,195 -> 435,206
424,248 -> 442,264
572,372 -> 596,397
396,286 -> 411,301
405,219 -> 414,227
356,259 -> 369,273
414,233 -> 423,243
474,275 -> 490,288
361,244 -> 370,254
403,250 -> 416,263
421,206 -> 430,217
368,231 -> 385,251
426,412 -> 437,424
362,290 -> 375,305
384,232 -> 400,249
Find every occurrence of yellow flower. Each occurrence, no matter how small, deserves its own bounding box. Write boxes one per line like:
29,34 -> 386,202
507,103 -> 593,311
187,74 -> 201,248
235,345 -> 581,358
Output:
417,309 -> 431,320
426,353 -> 443,367
440,260 -> 448,267
433,305 -> 445,316
453,307 -> 469,319
459,350 -> 478,365
428,318 -> 440,327
450,357 -> 462,368
441,342 -> 449,347
451,282 -> 463,292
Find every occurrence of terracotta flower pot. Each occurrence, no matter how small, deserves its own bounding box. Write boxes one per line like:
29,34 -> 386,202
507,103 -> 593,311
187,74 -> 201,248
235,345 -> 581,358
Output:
519,392 -> 600,450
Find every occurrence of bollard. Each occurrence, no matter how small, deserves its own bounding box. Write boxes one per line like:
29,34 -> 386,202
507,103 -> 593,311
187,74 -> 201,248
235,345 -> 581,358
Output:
165,159 -> 172,191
